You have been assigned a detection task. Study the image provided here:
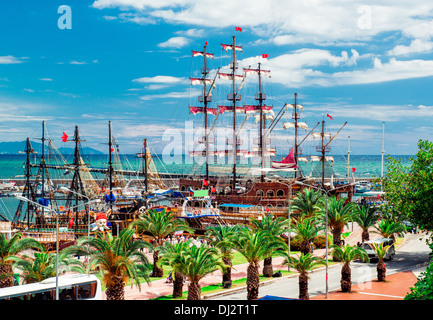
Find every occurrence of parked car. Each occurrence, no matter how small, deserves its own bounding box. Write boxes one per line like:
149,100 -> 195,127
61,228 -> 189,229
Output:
359,238 -> 395,262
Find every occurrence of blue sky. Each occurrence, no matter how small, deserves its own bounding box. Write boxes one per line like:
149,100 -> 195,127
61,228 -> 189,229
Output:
1,0 -> 433,157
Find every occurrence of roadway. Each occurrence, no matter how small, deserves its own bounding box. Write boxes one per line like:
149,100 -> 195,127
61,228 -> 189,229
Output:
208,232 -> 431,300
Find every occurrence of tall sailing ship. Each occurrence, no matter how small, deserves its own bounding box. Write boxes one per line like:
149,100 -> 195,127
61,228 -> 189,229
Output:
178,30 -> 355,224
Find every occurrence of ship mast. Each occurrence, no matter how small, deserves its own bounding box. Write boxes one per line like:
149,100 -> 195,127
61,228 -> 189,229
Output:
231,35 -> 238,193
202,43 -> 210,182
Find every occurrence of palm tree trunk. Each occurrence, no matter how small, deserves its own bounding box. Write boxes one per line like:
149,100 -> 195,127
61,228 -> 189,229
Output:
0,264 -> 14,288
152,250 -> 164,277
332,228 -> 342,246
247,262 -> 260,300
298,272 -> 309,300
222,256 -> 232,287
187,281 -> 201,300
377,260 -> 386,281
105,275 -> 125,300
341,262 -> 352,292
300,240 -> 311,255
173,271 -> 184,298
361,229 -> 370,242
262,256 -> 273,277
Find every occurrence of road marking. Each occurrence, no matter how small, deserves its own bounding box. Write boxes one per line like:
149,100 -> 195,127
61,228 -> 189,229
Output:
358,292 -> 405,299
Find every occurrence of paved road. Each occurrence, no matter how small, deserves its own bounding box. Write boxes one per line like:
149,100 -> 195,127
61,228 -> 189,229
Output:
209,232 -> 430,300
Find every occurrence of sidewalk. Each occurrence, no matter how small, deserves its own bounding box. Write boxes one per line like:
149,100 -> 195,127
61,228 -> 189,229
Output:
107,225 -> 422,300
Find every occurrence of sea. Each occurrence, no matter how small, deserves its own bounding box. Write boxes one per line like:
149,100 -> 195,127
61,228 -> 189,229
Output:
0,154 -> 413,222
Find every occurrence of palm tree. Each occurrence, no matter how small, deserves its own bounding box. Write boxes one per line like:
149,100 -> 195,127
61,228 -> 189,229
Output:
0,232 -> 44,288
290,216 -> 323,255
319,196 -> 356,247
290,189 -> 323,218
157,240 -> 190,298
63,229 -> 153,300
373,219 -> 406,241
203,224 -> 241,287
281,252 -> 326,300
169,241 -> 226,300
331,243 -> 369,292
129,208 -> 194,277
231,229 -> 286,300
250,214 -> 289,277
352,205 -> 377,243
371,242 -> 390,281
9,249 -> 79,284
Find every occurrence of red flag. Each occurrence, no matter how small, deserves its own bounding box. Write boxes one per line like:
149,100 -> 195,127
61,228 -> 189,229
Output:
235,27 -> 242,32
203,180 -> 209,187
326,114 -> 333,120
352,167 -> 356,172
265,207 -> 270,212
262,54 -> 269,58
61,132 -> 68,142
211,186 -> 216,193
110,148 -> 114,153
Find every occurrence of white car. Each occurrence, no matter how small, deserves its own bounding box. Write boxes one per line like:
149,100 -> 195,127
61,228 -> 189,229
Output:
359,238 -> 395,261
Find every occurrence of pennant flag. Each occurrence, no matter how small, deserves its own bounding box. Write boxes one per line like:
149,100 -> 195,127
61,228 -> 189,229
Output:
326,113 -> 333,120
110,148 -> 114,153
235,26 -> 242,32
61,132 -> 68,142
352,167 -> 356,172
262,54 -> 269,58
205,40 -> 208,46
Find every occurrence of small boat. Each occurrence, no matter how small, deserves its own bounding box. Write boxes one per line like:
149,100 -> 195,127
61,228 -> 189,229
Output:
355,180 -> 372,193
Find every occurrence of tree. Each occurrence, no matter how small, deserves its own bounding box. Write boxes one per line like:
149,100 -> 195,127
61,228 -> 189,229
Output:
370,242 -> 390,282
405,239 -> 433,300
250,214 -> 289,277
129,208 -> 194,277
168,241 -> 225,300
319,196 -> 356,247
382,139 -> 433,231
157,240 -> 190,298
290,216 -> 323,255
0,232 -> 44,288
281,252 -> 326,300
352,204 -> 377,243
9,249 -> 79,284
291,189 -> 323,218
231,229 -> 286,300
373,219 -> 406,241
203,224 -> 241,287
331,243 -> 369,292
63,229 -> 153,300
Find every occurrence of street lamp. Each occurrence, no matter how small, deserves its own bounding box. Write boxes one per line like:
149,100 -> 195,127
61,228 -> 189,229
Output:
59,187 -> 93,236
265,177 -> 295,271
294,180 -> 330,299
15,195 -> 100,300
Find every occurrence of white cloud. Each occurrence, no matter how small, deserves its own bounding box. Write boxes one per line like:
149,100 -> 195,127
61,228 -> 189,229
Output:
139,88 -> 200,100
133,75 -> 186,84
0,55 -> 25,64
39,78 -> 53,81
387,39 -> 433,56
158,36 -> 190,48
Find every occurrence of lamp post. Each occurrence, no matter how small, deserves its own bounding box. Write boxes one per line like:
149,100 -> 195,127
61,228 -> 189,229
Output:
15,195 -> 100,300
264,177 -> 295,271
59,187 -> 92,236
293,180 -> 330,299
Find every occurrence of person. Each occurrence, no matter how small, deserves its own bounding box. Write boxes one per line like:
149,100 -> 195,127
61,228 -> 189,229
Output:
166,271 -> 173,284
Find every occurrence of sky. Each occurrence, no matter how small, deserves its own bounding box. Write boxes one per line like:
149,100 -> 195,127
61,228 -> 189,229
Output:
1,0 -> 433,157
